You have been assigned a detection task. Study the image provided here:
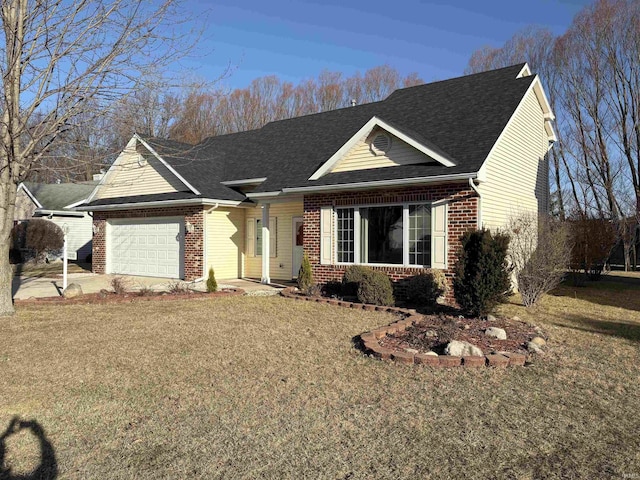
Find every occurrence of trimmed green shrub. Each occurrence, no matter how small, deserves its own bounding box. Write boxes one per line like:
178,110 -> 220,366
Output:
297,252 -> 313,292
405,269 -> 447,306
453,228 -> 511,317
356,269 -> 395,306
342,265 -> 371,296
206,267 -> 218,293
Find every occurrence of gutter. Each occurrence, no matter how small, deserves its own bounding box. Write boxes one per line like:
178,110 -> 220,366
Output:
74,197 -> 246,211
468,177 -> 482,229
279,173 -> 478,195
202,203 -> 220,279
34,209 -> 86,218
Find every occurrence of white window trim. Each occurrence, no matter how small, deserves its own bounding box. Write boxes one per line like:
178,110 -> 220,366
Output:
334,201 -> 434,268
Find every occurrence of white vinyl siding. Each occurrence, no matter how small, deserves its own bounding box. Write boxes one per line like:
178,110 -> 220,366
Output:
95,143 -> 187,200
49,215 -> 93,262
205,207 -> 244,280
478,89 -> 549,231
244,201 -> 303,280
330,127 -> 434,174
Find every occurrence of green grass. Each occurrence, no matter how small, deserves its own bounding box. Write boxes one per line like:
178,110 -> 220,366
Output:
1,280 -> 640,479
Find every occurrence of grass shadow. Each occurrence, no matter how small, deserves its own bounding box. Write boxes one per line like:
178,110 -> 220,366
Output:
0,417 -> 57,480
547,312 -> 640,343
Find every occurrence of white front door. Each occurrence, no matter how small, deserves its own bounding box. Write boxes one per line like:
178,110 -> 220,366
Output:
292,217 -> 304,278
108,217 -> 183,278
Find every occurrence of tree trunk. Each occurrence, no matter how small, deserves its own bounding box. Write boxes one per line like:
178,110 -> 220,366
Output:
0,181 -> 17,317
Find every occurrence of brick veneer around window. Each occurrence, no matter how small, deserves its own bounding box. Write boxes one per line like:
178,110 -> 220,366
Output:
92,206 -> 204,281
302,183 -> 479,303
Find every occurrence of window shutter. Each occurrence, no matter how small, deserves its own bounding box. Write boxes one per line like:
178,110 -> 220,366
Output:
269,217 -> 277,258
431,202 -> 447,269
320,206 -> 333,265
246,218 -> 255,257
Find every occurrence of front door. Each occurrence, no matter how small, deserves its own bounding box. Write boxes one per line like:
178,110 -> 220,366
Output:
292,217 -> 304,278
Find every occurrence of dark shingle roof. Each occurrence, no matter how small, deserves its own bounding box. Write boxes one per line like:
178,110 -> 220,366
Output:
139,64 -> 533,200
24,182 -> 97,211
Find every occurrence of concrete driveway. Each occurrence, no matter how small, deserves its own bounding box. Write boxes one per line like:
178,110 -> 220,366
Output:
12,274 -> 284,300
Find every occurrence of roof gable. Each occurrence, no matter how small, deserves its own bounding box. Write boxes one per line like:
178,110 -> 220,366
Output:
87,136 -> 197,203
308,116 -> 455,180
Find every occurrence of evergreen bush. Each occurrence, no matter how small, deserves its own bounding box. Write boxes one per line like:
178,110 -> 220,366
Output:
453,229 -> 511,316
297,253 -> 313,293
206,267 -> 218,293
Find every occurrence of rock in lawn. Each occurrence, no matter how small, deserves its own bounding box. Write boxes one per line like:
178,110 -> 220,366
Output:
527,341 -> 543,354
512,315 -> 522,322
63,283 -> 83,298
445,340 -> 483,357
485,327 -> 507,340
486,314 -> 497,322
531,336 -> 546,346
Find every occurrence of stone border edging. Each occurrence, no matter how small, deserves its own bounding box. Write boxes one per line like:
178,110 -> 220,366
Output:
281,287 -> 526,368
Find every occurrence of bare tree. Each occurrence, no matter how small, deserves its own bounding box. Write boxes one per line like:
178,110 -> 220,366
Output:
0,0 -> 198,316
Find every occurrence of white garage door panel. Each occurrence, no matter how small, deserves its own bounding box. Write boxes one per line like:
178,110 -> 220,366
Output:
108,218 -> 183,278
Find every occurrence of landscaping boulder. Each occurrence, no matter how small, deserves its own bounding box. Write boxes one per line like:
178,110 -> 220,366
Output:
485,327 -> 507,340
530,336 -> 546,346
445,340 -> 483,357
527,341 -> 543,354
424,329 -> 438,338
486,314 -> 497,322
425,351 -> 438,356
63,283 -> 83,298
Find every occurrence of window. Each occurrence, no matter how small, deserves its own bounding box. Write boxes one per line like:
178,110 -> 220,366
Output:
337,208 -> 354,263
336,203 -> 432,267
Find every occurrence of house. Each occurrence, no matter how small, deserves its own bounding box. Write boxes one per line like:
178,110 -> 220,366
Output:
15,182 -> 97,261
76,64 -> 555,293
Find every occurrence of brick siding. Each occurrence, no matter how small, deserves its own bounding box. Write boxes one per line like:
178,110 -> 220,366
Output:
92,206 -> 204,281
302,183 -> 479,303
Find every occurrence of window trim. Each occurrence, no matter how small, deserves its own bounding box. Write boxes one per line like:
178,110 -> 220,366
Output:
334,201 -> 434,268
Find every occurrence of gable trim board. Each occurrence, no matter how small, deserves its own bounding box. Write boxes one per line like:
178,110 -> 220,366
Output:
16,183 -> 43,209
308,116 -> 456,181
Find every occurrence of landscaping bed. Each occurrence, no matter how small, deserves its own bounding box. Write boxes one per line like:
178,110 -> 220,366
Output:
14,288 -> 244,306
379,314 -> 542,356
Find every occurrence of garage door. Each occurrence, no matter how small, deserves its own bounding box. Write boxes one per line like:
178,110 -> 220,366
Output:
108,218 -> 183,278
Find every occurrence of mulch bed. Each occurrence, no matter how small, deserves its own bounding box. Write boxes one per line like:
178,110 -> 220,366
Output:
14,288 -> 244,306
379,314 -> 541,356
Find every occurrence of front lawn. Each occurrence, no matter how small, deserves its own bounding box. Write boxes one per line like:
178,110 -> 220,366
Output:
1,280 -> 639,479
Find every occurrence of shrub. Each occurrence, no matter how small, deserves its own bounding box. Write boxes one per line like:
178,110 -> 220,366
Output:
356,270 -> 395,306
568,216 -> 617,281
342,265 -> 371,297
168,281 -> 191,294
137,286 -> 154,297
507,213 -> 572,307
297,253 -> 313,293
206,267 -> 218,293
24,219 -> 64,263
405,269 -> 447,306
453,228 -> 511,317
111,276 -> 130,295
321,280 -> 343,298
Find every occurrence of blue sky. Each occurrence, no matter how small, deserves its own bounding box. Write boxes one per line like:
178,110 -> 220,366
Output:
183,0 -> 589,89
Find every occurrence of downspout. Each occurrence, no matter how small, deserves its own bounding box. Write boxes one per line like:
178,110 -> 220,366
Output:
191,203 -> 220,284
468,178 -> 482,229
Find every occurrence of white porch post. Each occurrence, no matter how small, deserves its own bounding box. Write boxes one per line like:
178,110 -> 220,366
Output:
261,203 -> 270,284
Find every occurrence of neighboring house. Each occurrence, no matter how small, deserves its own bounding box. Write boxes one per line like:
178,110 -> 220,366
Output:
15,182 -> 97,261
76,64 -> 555,292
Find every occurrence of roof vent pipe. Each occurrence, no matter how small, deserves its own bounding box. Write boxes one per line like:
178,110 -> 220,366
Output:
350,99 -> 357,107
